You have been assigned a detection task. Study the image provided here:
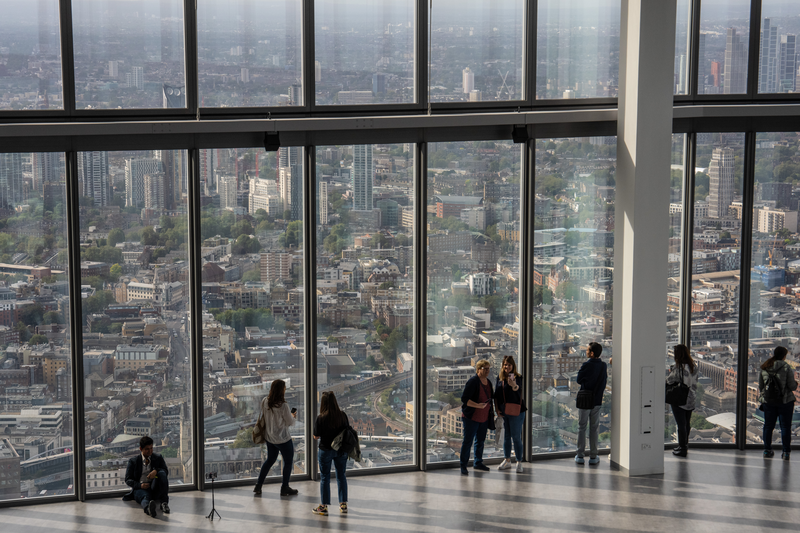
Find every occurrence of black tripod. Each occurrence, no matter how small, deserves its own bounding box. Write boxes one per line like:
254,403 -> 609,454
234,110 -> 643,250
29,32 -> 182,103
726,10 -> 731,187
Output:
206,473 -> 221,520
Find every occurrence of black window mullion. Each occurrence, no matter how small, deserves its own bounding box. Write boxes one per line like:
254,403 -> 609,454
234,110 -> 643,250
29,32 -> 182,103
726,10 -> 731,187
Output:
416,0 -> 428,110
413,142 -> 427,470
519,137 -> 534,461
184,0 -> 199,114
59,0 -> 76,115
679,132 -> 696,345
304,0 -> 316,112
302,145 -> 319,479
746,0 -> 764,99
688,0 -> 702,100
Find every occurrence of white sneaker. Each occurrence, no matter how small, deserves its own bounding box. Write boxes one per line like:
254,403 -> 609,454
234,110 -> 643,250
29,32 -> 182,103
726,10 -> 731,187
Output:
516,462 -> 523,473
498,458 -> 512,470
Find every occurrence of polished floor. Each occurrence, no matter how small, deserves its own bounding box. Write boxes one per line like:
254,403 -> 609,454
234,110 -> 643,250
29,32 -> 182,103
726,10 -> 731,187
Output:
3,450 -> 799,532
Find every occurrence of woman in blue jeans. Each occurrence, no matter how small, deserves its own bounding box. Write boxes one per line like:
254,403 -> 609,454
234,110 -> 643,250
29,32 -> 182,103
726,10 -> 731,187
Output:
312,391 -> 349,515
253,379 -> 298,496
495,355 -> 526,473
759,346 -> 798,459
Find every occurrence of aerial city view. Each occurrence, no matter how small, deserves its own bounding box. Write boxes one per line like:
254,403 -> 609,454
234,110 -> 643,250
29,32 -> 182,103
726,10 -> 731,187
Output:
1,0 -> 800,503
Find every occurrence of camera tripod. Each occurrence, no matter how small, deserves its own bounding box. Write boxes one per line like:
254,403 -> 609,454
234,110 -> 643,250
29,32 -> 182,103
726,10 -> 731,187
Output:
206,474 -> 221,520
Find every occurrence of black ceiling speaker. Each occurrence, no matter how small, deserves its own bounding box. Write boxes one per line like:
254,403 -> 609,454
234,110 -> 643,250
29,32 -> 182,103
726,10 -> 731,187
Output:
264,132 -> 280,152
511,125 -> 530,144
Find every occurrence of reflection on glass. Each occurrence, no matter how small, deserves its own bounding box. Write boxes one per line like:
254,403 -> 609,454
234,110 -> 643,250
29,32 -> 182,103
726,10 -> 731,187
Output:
757,2 -> 800,94
72,0 -> 186,109
747,133 -> 800,439
429,1 -> 524,103
315,0 -> 415,105
316,144 -> 415,468
200,147 -> 306,480
666,134 -> 686,443
674,0 -> 692,96
79,150 -> 192,492
697,0 -> 750,95
532,137 -> 615,452
198,1 -> 303,107
688,133 -> 745,441
536,0 -> 620,99
425,141 -> 520,461
0,1 -> 63,110
0,153 -> 71,500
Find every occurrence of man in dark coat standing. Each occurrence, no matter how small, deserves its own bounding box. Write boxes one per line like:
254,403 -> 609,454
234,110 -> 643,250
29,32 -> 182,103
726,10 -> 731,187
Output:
123,435 -> 170,517
575,342 -> 608,465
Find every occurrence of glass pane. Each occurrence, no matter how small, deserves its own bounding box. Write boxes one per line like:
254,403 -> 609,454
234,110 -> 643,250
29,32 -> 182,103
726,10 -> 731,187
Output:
665,134 -> 686,444
198,1 -> 303,108
748,133 -> 800,441
80,150 -> 193,492
425,140 -> 521,463
429,0 -> 524,103
0,152 -> 72,500
0,1 -> 63,110
315,1 -> 415,105
316,143 -> 415,469
757,2 -> 799,94
200,148 -> 306,480
536,0 -> 620,100
72,1 -> 186,109
531,137 -> 616,453
689,133 -> 745,441
698,0 -> 751,95
674,0 -> 692,95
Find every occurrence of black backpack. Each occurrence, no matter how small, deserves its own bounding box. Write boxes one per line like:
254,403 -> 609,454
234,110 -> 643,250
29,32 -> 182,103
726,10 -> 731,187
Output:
763,369 -> 785,405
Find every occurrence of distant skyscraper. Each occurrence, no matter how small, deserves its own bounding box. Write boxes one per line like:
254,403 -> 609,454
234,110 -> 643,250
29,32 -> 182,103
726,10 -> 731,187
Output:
372,73 -> 386,96
708,146 -> 735,219
108,60 -> 118,78
678,55 -> 687,94
125,158 -> 162,208
161,150 -> 187,209
32,152 -> 63,190
163,84 -> 185,108
759,18 -> 779,93
77,151 -> 110,207
278,147 -> 302,220
462,68 -> 475,94
144,173 -> 165,210
697,33 -> 707,88
779,35 -> 797,92
352,145 -> 374,211
319,181 -> 328,225
218,175 -> 238,210
0,153 -> 24,208
315,61 -> 322,82
710,61 -> 721,87
724,29 -> 747,94
241,68 -> 250,83
289,84 -> 302,106
131,66 -> 144,90
199,149 -> 216,195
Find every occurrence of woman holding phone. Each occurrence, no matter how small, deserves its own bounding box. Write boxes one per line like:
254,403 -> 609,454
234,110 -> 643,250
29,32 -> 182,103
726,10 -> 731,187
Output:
495,355 -> 526,472
253,379 -> 298,496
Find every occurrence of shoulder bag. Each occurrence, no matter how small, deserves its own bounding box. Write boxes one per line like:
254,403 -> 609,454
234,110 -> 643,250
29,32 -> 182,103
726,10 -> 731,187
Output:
503,381 -> 522,416
576,389 -> 594,409
252,401 -> 267,444
665,364 -> 690,406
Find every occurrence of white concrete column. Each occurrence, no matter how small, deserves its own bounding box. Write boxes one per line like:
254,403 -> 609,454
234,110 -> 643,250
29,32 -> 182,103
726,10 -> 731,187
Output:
611,0 -> 677,476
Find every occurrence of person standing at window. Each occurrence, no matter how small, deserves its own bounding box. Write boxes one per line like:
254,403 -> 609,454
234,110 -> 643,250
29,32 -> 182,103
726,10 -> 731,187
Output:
575,342 -> 607,465
759,346 -> 798,459
312,391 -> 350,516
666,344 -> 699,457
460,359 -> 495,476
495,355 -> 526,472
253,379 -> 298,496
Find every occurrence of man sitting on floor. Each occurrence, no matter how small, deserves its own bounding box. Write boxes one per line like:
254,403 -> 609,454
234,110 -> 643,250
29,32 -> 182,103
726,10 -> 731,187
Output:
123,435 -> 170,517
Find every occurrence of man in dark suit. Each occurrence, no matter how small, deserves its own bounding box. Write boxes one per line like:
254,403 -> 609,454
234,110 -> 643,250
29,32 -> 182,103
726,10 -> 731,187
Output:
123,435 -> 170,517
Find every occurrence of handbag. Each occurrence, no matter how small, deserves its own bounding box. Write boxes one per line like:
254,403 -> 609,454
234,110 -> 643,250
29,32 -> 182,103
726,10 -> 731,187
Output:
576,389 -> 594,409
665,364 -> 690,406
503,381 -> 521,416
252,406 -> 267,444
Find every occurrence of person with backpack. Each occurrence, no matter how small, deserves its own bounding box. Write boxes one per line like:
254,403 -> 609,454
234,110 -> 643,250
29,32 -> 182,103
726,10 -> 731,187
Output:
666,344 -> 699,457
253,379 -> 298,496
495,355 -> 526,472
575,342 -> 607,465
312,391 -> 349,516
759,346 -> 798,460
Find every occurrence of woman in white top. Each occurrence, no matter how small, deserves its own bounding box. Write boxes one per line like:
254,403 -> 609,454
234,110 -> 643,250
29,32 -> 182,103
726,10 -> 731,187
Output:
253,379 -> 298,496
666,344 -> 699,458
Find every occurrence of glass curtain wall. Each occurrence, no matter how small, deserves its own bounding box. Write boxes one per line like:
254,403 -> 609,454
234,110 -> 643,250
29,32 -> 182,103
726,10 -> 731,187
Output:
757,1 -> 800,94
536,0 -> 621,100
200,147 -> 306,481
78,150 -> 193,492
315,143 -> 415,469
425,140 -> 521,463
688,133 -> 745,441
0,152 -> 71,501
747,133 -> 800,441
0,1 -> 63,110
197,0 -> 303,108
697,0 -> 751,95
665,134 -> 687,443
531,136 -> 616,453
314,1 -> 415,106
71,0 -> 187,109
674,0 -> 693,96
428,0 -> 525,103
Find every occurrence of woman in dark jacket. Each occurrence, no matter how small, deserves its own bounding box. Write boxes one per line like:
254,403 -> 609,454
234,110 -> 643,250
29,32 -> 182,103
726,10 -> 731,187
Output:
312,391 -> 350,515
759,346 -> 798,459
459,359 -> 495,476
495,355 -> 526,472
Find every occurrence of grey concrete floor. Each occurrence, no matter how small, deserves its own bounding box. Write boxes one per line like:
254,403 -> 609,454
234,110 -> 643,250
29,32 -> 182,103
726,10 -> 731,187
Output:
2,450 -> 799,532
